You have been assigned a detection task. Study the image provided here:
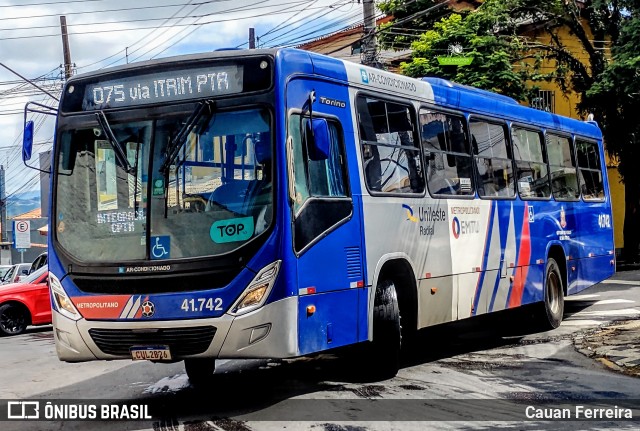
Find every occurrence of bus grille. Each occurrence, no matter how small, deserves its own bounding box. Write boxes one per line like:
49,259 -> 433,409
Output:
88,326 -> 216,356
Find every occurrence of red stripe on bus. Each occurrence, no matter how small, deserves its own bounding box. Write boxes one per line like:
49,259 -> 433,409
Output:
509,206 -> 531,308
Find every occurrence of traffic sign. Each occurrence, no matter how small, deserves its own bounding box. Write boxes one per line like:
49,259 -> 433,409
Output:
13,220 -> 31,249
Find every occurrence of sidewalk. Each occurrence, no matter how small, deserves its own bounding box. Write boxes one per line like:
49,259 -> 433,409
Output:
572,260 -> 640,377
574,319 -> 640,378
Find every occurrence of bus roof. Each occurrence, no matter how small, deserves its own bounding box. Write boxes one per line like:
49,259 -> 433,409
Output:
66,47 -> 601,141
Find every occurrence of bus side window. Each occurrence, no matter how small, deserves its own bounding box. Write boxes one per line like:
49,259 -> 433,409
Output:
288,114 -> 348,214
470,120 -> 514,198
419,109 -> 474,197
511,127 -> 551,199
547,133 -> 579,201
356,96 -> 424,194
576,140 -> 605,201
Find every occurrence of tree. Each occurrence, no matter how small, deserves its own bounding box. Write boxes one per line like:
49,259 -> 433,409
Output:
585,4 -> 640,261
380,0 -> 640,259
394,9 -> 548,101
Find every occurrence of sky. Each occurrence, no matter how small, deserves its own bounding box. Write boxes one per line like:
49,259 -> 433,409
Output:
0,0 -> 367,198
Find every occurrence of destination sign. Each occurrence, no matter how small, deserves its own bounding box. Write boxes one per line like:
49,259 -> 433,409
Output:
81,65 -> 243,110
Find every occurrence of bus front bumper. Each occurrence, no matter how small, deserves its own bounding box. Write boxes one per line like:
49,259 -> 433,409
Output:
52,296 -> 299,362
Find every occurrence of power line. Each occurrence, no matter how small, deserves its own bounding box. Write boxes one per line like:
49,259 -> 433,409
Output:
2,0 -> 313,41
0,0 -> 107,8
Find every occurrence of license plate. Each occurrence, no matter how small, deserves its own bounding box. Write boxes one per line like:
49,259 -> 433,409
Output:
130,346 -> 172,361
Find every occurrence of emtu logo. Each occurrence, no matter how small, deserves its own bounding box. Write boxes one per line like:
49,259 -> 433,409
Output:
452,217 -> 461,239
402,204 -> 418,222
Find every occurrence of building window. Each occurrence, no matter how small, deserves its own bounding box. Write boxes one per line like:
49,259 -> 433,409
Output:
530,90 -> 555,113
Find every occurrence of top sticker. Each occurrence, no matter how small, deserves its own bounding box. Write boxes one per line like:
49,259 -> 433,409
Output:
210,217 -> 254,243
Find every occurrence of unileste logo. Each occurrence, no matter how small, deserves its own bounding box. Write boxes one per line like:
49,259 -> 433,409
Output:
402,204 -> 418,222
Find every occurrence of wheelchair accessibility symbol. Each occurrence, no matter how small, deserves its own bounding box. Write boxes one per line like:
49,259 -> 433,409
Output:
151,236 -> 170,259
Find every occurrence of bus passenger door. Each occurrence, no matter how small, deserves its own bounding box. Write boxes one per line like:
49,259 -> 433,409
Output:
287,108 -> 364,355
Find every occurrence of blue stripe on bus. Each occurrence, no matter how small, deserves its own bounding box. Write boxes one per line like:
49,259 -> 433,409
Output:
472,201 -> 496,316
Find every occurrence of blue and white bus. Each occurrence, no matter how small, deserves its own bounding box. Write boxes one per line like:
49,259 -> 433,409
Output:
24,48 -> 615,382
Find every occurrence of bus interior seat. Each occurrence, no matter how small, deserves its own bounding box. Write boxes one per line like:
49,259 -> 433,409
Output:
208,180 -> 251,213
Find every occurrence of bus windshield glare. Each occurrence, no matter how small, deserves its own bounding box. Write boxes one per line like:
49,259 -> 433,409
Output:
55,107 -> 273,263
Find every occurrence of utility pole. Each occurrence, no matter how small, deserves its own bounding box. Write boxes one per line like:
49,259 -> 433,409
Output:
361,0 -> 378,67
249,28 -> 256,49
60,16 -> 73,79
0,165 -> 6,245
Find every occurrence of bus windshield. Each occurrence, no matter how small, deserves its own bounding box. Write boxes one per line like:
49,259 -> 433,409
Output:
55,106 -> 273,263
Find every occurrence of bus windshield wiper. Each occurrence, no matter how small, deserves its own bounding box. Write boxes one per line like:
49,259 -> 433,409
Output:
95,111 -> 135,174
160,99 -> 215,174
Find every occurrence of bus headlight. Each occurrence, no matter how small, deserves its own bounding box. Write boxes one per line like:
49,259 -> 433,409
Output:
229,261 -> 281,316
49,273 -> 81,321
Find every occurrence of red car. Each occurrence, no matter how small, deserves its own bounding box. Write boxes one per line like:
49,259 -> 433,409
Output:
0,265 -> 50,336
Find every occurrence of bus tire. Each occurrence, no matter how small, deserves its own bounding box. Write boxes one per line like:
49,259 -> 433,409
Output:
0,303 -> 29,336
368,279 -> 401,379
184,358 -> 215,385
538,258 -> 565,330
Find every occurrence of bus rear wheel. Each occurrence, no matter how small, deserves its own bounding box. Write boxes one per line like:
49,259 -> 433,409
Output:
538,258 -> 565,330
184,358 -> 216,385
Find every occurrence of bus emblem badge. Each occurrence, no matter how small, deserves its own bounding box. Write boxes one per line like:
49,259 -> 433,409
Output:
141,301 -> 155,318
560,206 -> 567,228
360,69 -> 369,84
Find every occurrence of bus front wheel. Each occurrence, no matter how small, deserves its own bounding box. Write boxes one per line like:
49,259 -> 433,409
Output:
369,279 -> 402,379
184,358 -> 216,385
538,258 -> 565,330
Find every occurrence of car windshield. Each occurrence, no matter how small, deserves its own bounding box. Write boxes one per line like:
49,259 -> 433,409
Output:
55,106 -> 273,263
22,265 -> 47,284
0,266 -> 11,278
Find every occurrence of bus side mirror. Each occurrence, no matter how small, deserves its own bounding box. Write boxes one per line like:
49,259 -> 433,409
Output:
23,120 -> 34,162
306,118 -> 331,161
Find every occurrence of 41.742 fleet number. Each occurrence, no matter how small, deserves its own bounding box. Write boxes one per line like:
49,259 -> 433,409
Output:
181,298 -> 223,312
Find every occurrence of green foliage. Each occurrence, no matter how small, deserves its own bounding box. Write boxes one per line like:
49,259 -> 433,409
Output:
398,10 -> 549,102
379,0 -> 639,256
